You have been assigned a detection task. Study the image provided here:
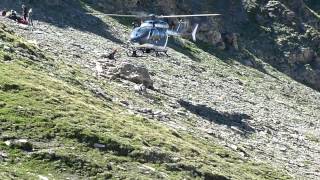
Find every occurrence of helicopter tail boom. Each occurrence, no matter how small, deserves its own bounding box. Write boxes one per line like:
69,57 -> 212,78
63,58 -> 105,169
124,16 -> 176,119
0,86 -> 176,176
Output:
167,23 -> 199,42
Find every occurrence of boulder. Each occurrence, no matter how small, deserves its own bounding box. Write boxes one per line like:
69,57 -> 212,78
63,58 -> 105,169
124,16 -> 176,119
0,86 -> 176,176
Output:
222,33 -> 239,51
263,1 -> 296,23
3,54 -> 12,61
289,48 -> 316,64
93,143 -> 106,149
38,175 -> 49,180
5,139 -> 33,151
301,48 -> 315,62
110,63 -> 154,89
0,102 -> 6,108
134,84 -> 147,94
315,56 -> 320,64
198,30 -> 223,46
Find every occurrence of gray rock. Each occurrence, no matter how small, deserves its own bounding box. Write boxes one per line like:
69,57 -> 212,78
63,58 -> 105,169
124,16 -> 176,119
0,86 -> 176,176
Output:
3,46 -> 12,52
5,139 -> 33,151
3,54 -> 12,61
158,172 -> 169,178
120,100 -> 129,106
139,164 -> 156,174
134,84 -> 147,94
0,151 -> 8,162
138,108 -> 153,114
116,165 -> 127,171
4,140 -> 11,147
0,101 -> 6,108
93,143 -> 106,149
243,59 -> 254,67
111,63 -> 154,89
289,48 -> 315,64
38,175 -> 49,180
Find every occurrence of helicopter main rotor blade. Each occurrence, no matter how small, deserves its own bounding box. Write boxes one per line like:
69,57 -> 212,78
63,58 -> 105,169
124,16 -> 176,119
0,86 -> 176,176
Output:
87,13 -> 142,18
87,13 -> 222,18
158,14 -> 221,18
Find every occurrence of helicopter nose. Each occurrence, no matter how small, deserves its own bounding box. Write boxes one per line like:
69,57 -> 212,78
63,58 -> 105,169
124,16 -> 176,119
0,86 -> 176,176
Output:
130,37 -> 139,43
130,33 -> 138,42
130,33 -> 141,43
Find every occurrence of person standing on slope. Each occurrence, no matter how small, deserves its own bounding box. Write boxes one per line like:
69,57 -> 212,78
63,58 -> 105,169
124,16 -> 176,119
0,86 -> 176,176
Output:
22,4 -> 29,21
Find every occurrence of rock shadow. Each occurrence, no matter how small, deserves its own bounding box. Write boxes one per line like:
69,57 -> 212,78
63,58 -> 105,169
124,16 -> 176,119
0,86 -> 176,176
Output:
168,42 -> 202,62
178,100 -> 255,133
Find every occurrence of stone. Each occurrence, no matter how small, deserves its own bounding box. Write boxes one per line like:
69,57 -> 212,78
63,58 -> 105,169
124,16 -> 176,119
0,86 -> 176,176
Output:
285,11 -> 296,21
134,84 -> 147,94
4,140 -> 11,146
289,48 -> 315,64
38,175 -> 49,180
222,33 -> 239,51
5,139 -> 33,151
315,56 -> 320,64
0,102 -> 6,108
120,100 -> 129,106
96,91 -> 112,101
158,172 -> 169,178
139,165 -> 156,174
0,152 -> 8,158
116,165 -> 127,171
227,144 -> 238,151
207,130 -> 215,136
3,54 -> 12,61
93,143 -> 106,149
279,146 -> 287,152
138,108 -> 153,114
3,45 -> 12,52
110,63 -> 154,89
301,48 -> 315,62
204,172 -> 230,180
171,129 -> 182,138
243,59 -> 254,67
216,41 -> 226,50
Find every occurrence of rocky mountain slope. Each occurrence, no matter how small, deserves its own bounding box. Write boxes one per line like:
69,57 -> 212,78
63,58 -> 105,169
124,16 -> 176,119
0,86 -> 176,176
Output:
0,0 -> 320,179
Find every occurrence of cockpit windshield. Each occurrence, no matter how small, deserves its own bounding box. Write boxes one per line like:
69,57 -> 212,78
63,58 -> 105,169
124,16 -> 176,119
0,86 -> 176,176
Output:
130,27 -> 150,39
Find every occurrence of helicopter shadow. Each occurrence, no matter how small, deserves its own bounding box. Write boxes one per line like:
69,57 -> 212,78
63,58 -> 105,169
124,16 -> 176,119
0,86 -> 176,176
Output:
178,100 -> 255,134
168,38 -> 202,62
0,0 -> 123,43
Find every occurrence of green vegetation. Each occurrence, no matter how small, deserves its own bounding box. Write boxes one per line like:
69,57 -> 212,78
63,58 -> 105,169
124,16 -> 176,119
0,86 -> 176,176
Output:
306,133 -> 320,143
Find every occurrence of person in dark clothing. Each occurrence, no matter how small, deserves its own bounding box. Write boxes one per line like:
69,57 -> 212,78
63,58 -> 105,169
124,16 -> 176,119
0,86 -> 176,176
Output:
8,10 -> 18,21
107,49 -> 118,60
1,10 -> 7,16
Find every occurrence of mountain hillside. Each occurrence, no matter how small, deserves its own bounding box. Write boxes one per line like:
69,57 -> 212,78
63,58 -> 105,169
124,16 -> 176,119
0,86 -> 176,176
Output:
0,0 -> 320,179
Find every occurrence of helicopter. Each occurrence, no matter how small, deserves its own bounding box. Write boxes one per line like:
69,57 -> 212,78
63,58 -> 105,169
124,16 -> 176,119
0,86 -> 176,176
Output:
90,13 -> 221,57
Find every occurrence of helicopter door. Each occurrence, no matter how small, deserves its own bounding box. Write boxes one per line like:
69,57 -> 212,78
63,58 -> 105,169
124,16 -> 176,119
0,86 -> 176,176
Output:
150,28 -> 161,41
148,28 -> 167,47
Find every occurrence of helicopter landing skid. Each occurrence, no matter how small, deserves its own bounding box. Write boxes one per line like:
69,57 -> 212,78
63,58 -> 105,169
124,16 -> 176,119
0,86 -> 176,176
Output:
124,43 -> 170,58
155,51 -> 170,57
126,49 -> 144,57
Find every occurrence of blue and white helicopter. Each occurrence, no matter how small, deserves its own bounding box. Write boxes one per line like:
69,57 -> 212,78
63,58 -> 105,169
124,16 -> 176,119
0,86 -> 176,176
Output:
92,13 -> 221,56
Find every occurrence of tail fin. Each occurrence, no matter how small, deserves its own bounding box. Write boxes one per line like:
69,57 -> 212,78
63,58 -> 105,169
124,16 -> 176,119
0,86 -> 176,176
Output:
192,24 -> 199,42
